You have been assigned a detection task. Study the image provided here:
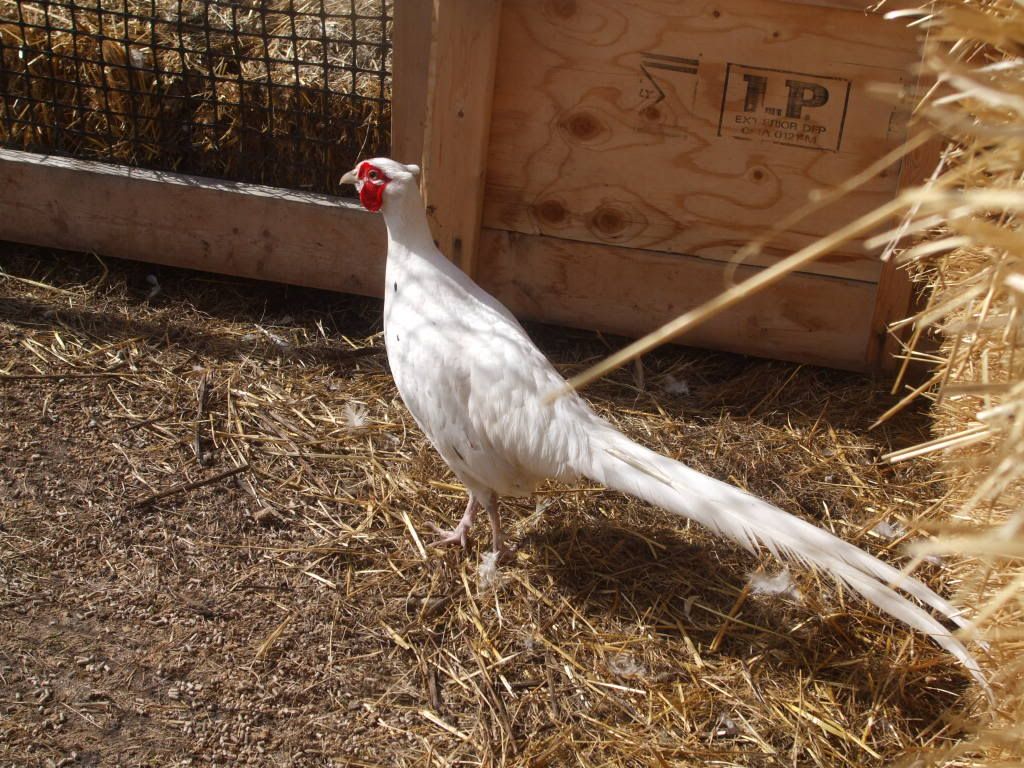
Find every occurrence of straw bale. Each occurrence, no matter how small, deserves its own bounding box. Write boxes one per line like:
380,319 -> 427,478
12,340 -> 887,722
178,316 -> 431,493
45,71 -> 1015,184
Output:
879,1 -> 1024,763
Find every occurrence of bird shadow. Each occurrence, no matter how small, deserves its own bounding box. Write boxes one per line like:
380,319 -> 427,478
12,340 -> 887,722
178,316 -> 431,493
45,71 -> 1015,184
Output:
518,511 -> 971,719
0,246 -> 385,370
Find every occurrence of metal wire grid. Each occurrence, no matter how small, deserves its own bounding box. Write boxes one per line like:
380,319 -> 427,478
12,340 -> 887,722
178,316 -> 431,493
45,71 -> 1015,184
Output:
0,0 -> 391,194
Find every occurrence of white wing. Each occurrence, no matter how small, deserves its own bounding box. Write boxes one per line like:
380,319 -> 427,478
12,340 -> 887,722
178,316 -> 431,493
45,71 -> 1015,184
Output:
383,241 -> 595,497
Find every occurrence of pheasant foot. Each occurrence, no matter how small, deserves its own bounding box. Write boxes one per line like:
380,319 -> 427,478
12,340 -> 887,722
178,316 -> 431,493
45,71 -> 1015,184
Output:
430,498 -> 478,549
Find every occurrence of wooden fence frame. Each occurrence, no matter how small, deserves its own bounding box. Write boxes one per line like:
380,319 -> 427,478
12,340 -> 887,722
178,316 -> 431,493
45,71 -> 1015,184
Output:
0,1 -> 432,303
0,0 -> 925,373
402,0 -> 929,372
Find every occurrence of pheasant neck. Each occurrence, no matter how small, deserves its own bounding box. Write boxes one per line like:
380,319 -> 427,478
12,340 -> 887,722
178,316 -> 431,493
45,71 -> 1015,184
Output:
381,186 -> 443,267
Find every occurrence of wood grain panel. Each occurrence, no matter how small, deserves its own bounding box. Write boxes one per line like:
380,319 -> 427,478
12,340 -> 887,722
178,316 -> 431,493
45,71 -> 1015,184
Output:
391,0 -> 434,166
477,228 -> 876,370
0,150 -> 386,296
485,0 -> 923,281
0,149 -> 877,370
422,0 -> 504,276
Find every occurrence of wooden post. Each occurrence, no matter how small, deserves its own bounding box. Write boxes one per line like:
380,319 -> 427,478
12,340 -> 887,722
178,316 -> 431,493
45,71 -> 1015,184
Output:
390,0 -> 434,166
421,0 -> 504,277
866,132 -> 945,373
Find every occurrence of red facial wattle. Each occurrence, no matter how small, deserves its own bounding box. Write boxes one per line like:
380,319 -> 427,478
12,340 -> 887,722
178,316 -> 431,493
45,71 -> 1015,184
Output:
357,163 -> 389,212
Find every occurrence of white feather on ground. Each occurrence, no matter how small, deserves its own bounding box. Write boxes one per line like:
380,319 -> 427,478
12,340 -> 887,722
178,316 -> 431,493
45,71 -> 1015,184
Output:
748,569 -> 802,601
607,654 -> 646,679
661,374 -> 691,396
343,402 -> 369,431
477,551 -> 502,590
872,520 -> 907,539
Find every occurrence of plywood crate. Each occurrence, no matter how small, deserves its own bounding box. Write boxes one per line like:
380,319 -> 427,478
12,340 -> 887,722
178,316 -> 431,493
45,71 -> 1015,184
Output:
409,0 -> 935,372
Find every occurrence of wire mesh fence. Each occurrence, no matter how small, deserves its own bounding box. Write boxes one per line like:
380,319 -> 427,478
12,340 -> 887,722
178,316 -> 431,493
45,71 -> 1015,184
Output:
0,0 -> 391,194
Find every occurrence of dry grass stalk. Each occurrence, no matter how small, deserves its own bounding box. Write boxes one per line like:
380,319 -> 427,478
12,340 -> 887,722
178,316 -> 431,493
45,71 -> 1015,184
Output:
555,1 -> 1024,763
559,132 -> 936,396
876,2 -> 1024,764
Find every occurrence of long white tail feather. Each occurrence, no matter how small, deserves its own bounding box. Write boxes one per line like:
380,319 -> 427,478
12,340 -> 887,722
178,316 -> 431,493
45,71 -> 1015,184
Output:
586,426 -> 990,695
600,441 -> 966,624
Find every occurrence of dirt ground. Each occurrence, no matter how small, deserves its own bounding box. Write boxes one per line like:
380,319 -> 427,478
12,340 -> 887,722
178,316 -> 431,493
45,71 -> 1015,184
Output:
0,244 -> 982,767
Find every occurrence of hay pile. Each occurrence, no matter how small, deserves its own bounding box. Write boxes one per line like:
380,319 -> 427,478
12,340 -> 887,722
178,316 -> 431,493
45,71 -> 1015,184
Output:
0,0 -> 390,192
879,0 -> 1024,763
0,244 -> 983,765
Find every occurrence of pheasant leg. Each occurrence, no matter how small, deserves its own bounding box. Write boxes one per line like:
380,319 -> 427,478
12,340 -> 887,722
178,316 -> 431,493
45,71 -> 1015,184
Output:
483,496 -> 513,561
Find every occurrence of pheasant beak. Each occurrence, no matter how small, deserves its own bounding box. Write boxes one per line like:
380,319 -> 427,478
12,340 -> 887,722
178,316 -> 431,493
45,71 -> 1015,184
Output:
339,168 -> 360,186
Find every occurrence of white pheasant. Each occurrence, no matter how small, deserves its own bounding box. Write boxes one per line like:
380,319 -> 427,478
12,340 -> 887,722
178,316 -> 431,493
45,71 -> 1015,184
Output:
340,157 -> 987,691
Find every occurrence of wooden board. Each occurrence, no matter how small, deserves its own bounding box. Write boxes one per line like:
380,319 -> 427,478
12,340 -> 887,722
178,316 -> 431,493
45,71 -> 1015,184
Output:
391,0 -> 434,166
477,228 -> 876,370
484,0 -> 921,282
422,0 -> 504,276
0,148 -> 889,371
0,149 -> 387,296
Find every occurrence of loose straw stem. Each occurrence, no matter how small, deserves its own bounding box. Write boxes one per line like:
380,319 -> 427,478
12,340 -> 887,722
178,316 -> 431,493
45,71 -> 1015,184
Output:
550,133 -> 933,399
551,197 -> 904,400
130,462 -> 250,508
723,129 -> 934,282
